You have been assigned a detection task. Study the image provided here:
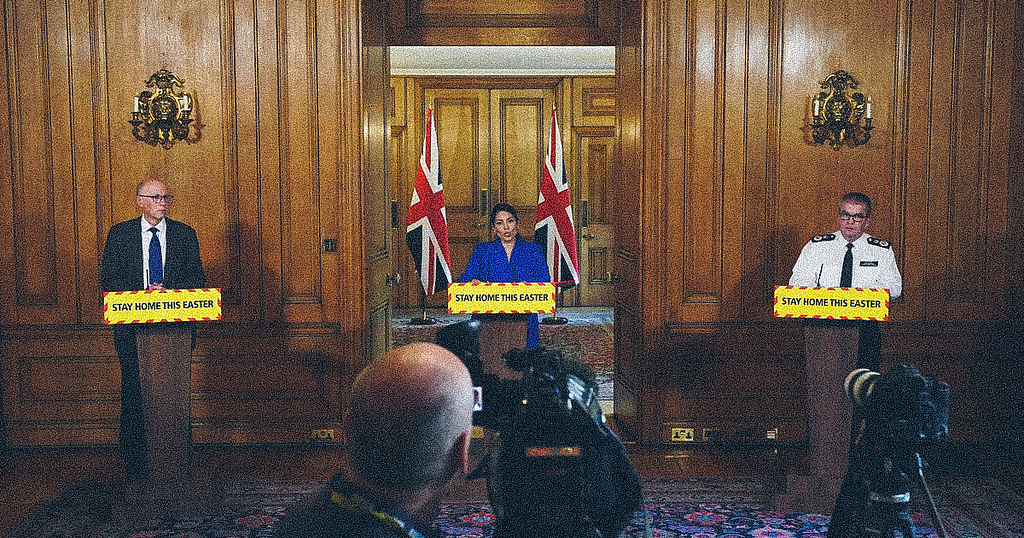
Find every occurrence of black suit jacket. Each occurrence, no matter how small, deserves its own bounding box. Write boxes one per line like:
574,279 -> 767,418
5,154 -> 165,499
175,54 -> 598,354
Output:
101,216 -> 206,292
101,216 -> 206,350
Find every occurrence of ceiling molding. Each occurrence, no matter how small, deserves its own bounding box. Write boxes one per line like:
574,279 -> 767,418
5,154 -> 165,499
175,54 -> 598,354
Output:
389,46 -> 615,76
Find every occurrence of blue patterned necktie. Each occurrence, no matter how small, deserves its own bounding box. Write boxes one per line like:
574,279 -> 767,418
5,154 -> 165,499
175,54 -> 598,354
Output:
148,227 -> 163,286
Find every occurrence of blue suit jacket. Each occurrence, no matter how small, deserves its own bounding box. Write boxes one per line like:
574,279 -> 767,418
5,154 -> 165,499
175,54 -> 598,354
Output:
459,236 -> 550,348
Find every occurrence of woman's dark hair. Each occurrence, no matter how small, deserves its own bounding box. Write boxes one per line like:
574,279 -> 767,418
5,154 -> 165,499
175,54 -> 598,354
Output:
489,203 -> 519,226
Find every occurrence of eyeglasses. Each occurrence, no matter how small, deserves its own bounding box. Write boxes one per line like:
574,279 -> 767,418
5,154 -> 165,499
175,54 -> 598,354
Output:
838,210 -> 868,223
139,194 -> 174,203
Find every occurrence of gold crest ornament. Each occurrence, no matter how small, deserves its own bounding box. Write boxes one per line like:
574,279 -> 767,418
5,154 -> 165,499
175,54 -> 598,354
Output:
809,70 -> 874,150
129,69 -> 199,149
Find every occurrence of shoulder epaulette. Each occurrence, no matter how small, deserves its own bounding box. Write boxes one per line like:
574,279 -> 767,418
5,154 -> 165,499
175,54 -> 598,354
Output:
811,233 -> 836,243
867,237 -> 891,249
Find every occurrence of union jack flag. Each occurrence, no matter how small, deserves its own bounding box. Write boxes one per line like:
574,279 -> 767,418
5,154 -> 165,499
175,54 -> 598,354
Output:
406,109 -> 452,295
534,109 -> 580,288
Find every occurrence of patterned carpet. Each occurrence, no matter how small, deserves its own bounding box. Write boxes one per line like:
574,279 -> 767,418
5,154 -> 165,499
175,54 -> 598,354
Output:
9,476 -> 1023,537
393,308 -> 615,402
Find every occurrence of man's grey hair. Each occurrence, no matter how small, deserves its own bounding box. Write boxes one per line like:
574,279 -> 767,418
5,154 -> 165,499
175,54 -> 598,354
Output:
839,192 -> 872,217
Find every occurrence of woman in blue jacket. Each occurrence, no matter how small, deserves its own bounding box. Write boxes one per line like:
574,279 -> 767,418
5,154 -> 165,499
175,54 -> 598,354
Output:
460,203 -> 550,348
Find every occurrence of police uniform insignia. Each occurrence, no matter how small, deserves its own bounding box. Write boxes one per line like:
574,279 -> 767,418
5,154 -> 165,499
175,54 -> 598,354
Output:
867,237 -> 891,249
812,233 -> 836,243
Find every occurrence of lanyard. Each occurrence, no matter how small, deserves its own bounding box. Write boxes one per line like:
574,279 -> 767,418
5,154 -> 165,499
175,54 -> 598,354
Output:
330,490 -> 425,538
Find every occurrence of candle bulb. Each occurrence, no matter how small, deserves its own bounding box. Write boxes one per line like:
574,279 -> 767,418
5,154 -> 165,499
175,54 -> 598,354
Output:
812,96 -> 820,118
133,95 -> 140,113
865,97 -> 872,120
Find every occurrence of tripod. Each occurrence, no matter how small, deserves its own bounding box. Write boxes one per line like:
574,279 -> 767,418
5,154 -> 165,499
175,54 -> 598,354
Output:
828,435 -> 947,538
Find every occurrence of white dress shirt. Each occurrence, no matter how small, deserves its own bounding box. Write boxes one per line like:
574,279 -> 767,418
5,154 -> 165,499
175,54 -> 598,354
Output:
789,231 -> 902,298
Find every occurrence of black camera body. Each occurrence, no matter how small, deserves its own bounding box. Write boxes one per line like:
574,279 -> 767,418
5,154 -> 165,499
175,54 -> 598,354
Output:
829,364 -> 951,538
844,363 -> 950,450
435,321 -> 640,538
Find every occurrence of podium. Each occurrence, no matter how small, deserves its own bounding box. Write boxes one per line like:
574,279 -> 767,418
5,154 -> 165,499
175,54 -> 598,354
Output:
771,286 -> 890,513
103,288 -> 222,519
136,323 -> 194,488
476,314 -> 529,379
447,282 -> 555,379
773,320 -> 859,513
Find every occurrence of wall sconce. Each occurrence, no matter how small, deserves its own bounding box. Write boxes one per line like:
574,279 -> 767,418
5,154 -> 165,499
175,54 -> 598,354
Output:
129,69 -> 197,150
809,70 -> 873,150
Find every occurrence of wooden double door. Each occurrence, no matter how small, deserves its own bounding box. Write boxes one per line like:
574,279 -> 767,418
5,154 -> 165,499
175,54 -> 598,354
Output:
389,77 -> 617,309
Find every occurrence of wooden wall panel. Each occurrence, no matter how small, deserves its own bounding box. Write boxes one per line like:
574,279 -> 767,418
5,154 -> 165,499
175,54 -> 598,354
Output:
622,0 -> 1020,444
574,126 -> 616,306
280,0 -> 329,322
1,0 -> 366,445
569,77 -> 615,306
1,0 -> 77,324
3,331 -> 123,445
364,0 -> 392,362
388,0 -> 619,45
613,0 -> 646,437
388,78 -> 413,308
490,89 -> 553,227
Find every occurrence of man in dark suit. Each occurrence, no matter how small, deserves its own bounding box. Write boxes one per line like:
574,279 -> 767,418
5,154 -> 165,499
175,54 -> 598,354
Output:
101,178 -> 205,476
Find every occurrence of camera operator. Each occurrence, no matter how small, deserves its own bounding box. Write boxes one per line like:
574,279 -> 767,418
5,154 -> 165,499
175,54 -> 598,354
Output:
274,342 -> 474,538
436,321 -> 642,538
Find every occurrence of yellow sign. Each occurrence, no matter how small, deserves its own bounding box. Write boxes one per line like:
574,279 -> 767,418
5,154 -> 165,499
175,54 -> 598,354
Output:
103,288 -> 222,324
448,282 -> 555,314
774,286 -> 890,321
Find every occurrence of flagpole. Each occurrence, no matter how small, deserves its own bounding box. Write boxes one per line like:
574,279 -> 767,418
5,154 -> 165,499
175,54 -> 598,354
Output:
541,281 -> 570,325
406,106 -> 450,326
409,287 -> 437,325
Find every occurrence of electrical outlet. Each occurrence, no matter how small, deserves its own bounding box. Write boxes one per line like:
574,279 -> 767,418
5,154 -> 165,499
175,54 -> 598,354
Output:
311,429 -> 335,441
670,427 -> 695,442
703,428 -> 723,442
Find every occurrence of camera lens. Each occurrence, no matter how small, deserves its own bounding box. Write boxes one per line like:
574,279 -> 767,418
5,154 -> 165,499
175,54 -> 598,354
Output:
844,368 -> 879,407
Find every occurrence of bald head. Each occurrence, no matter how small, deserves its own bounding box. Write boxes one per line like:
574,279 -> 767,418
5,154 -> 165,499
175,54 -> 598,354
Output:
136,178 -> 167,195
347,342 -> 474,492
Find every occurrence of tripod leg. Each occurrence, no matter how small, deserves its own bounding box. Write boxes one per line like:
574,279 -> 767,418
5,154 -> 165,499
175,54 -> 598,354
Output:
914,464 -> 947,538
828,477 -> 867,538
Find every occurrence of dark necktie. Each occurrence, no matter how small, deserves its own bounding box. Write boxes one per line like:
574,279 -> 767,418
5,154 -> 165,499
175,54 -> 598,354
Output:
840,243 -> 853,287
148,227 -> 163,285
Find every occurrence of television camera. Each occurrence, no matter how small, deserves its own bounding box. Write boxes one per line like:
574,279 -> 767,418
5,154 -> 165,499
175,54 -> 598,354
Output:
435,320 -> 641,538
827,363 -> 950,538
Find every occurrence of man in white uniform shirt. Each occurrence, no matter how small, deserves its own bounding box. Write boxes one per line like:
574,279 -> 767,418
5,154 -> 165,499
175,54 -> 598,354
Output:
789,192 -> 902,370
